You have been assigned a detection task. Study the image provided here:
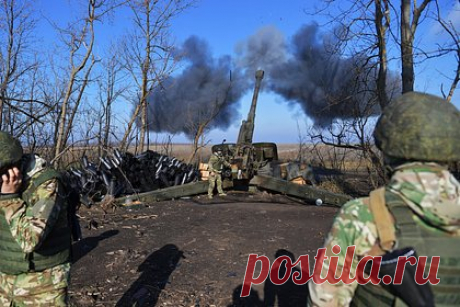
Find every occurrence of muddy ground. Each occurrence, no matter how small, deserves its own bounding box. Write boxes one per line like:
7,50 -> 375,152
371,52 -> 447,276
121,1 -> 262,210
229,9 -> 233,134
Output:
69,191 -> 339,307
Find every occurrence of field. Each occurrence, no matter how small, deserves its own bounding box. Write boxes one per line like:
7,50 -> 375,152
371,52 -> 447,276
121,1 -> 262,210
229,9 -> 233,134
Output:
69,192 -> 339,307
66,142 -> 373,306
53,143 -> 326,165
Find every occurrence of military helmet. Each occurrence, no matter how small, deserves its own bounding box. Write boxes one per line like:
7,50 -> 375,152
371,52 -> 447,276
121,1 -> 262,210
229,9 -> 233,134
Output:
373,91 -> 460,162
0,131 -> 23,169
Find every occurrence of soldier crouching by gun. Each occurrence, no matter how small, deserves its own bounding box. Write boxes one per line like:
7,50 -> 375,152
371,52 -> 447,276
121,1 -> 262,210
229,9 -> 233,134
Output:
207,148 -> 231,199
308,92 -> 460,307
0,132 -> 73,306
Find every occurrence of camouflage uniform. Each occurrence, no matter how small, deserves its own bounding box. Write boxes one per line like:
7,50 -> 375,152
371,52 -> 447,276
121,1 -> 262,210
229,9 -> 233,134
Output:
207,151 -> 231,198
308,162 -> 460,306
308,92 -> 460,306
0,154 -> 71,306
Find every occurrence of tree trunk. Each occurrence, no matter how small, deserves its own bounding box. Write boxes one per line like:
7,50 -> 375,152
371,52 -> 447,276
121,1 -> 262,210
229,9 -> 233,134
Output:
375,0 -> 390,109
53,0 -> 96,165
139,95 -> 148,152
188,122 -> 206,164
400,0 -> 414,93
120,103 -> 142,151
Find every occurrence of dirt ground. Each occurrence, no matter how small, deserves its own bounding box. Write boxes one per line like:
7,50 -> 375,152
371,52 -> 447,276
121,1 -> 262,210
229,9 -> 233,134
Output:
69,191 -> 339,307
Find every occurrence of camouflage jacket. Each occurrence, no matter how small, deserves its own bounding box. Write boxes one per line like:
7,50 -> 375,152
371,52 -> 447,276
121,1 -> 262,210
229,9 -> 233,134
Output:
308,162 -> 460,307
0,154 -> 67,253
0,262 -> 70,304
208,153 -> 231,173
0,155 -> 70,278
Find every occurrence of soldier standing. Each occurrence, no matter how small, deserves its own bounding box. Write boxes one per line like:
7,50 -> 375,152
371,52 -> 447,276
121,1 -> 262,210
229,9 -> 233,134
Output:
0,132 -> 72,306
308,92 -> 460,306
207,149 -> 231,199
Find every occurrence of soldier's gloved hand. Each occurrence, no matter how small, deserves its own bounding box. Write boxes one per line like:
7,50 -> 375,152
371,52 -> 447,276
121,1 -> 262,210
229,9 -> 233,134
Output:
1,167 -> 22,194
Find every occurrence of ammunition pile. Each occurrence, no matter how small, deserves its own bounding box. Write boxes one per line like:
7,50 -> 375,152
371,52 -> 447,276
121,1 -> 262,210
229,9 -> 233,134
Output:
64,149 -> 199,207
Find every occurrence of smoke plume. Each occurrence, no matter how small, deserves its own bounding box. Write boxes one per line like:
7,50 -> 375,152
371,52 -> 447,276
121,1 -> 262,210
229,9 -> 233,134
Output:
145,23 -> 393,138
237,24 -> 383,127
146,36 -> 250,138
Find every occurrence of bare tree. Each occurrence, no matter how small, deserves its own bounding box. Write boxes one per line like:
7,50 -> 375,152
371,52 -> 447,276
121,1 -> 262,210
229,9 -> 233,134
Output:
18,55 -> 56,150
317,0 -> 455,102
96,50 -> 127,156
52,0 -> 98,164
185,96 -> 228,164
0,0 -> 44,133
308,0 -> 456,179
432,0 -> 460,102
308,71 -> 387,189
375,0 -> 391,109
295,119 -> 310,163
52,0 -> 127,165
120,0 -> 195,152
400,0 -> 432,93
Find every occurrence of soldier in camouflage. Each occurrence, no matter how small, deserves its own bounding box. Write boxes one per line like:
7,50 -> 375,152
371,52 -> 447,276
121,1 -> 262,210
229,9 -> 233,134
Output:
207,149 -> 231,199
308,92 -> 460,307
0,132 -> 71,306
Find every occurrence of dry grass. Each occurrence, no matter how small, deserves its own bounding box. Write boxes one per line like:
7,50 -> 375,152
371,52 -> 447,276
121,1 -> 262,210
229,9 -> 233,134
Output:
141,143 -> 309,164
317,180 -> 345,194
33,142 -> 379,196
36,142 -> 376,177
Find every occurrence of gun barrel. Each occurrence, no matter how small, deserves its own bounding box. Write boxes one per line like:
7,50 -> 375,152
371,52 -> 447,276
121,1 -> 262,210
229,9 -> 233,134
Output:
247,70 -> 264,121
237,70 -> 264,145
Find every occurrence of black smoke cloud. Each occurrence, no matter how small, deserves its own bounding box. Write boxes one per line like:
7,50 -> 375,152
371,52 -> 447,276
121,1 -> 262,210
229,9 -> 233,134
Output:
235,25 -> 287,77
146,36 -> 250,138
145,23 -> 391,137
237,24 -> 383,127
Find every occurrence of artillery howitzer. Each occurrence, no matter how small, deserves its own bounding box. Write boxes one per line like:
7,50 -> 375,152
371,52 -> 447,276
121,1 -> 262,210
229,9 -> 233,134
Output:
65,70 -> 350,207
111,70 -> 351,207
207,70 -> 350,206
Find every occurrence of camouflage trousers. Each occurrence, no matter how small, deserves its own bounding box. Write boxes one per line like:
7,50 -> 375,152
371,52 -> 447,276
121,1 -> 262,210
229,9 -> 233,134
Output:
208,172 -> 224,196
0,263 -> 70,306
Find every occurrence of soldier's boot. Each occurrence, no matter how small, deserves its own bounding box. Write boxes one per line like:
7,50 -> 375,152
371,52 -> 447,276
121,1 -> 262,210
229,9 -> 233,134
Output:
208,194 -> 213,199
217,185 -> 226,196
218,187 -> 227,196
